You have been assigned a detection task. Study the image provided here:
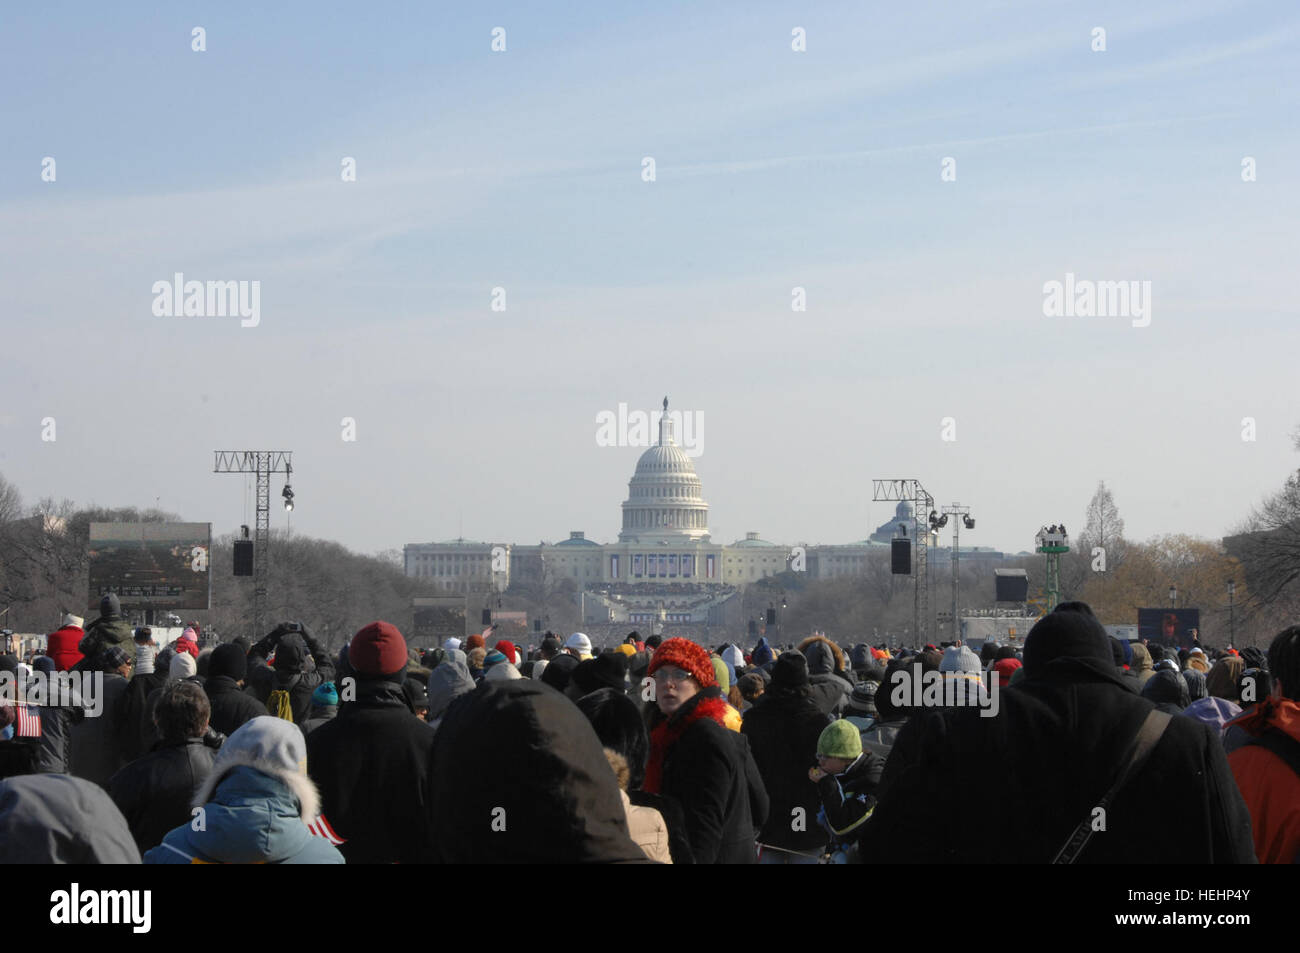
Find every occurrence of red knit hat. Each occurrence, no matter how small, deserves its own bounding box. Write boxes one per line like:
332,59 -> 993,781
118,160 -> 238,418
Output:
647,637 -> 716,688
349,621 -> 408,677
495,640 -> 518,665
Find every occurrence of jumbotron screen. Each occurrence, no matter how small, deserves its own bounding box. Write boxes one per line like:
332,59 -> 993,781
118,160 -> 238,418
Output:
1137,608 -> 1202,650
87,522 -> 212,611
412,603 -> 467,643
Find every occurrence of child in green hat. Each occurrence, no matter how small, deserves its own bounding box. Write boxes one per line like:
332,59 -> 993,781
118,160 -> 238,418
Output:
809,719 -> 884,862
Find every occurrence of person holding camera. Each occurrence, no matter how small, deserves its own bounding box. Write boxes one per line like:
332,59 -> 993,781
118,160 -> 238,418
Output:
246,622 -> 335,725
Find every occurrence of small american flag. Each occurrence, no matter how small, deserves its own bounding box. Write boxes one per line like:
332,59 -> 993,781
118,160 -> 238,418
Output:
16,704 -> 41,738
307,813 -> 346,845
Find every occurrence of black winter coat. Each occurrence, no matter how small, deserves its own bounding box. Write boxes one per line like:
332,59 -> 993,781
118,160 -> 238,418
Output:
204,676 -> 267,737
808,673 -> 853,717
742,689 -> 832,852
658,693 -> 769,864
861,657 -> 1257,864
628,789 -> 695,864
107,736 -> 219,853
68,673 -> 130,788
300,707 -> 336,737
306,679 -> 437,864
35,703 -> 84,774
119,669 -> 168,764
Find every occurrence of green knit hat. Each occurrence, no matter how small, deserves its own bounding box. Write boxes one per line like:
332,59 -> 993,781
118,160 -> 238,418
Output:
711,656 -> 730,693
817,719 -> 863,760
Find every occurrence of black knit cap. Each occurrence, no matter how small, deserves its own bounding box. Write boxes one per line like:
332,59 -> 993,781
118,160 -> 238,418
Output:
1023,601 -> 1113,676
208,643 -> 248,681
539,652 -> 579,692
571,653 -> 628,696
771,650 -> 810,689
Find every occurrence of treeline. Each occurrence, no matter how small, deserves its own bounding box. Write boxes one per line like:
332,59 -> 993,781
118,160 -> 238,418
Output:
8,438 -> 1300,651
0,475 -> 456,649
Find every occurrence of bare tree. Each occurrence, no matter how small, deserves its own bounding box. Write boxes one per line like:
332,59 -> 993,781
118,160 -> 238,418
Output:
0,473 -> 22,524
1226,469 -> 1300,611
1081,480 -> 1126,565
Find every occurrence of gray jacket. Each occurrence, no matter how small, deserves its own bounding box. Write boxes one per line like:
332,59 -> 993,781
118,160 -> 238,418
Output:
426,650 -> 475,731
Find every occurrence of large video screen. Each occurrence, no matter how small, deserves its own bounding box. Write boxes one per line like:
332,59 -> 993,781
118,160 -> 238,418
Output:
413,602 -> 467,643
87,522 -> 212,611
1137,608 -> 1202,650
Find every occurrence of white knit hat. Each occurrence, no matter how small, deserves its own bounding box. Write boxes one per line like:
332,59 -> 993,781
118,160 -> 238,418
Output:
62,613 -> 84,629
170,652 -> 197,680
566,632 -> 592,654
939,645 -> 982,675
485,661 -> 522,682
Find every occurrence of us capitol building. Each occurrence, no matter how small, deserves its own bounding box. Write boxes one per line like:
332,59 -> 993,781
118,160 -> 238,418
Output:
403,400 -> 1004,628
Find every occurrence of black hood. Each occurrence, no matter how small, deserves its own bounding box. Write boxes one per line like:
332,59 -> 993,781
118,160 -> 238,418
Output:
1141,669 -> 1190,709
803,639 -> 835,676
430,680 -> 651,863
1023,603 -> 1114,677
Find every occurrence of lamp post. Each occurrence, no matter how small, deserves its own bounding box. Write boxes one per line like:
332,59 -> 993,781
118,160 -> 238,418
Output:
1227,579 -> 1236,645
1169,585 -> 1177,608
934,504 -> 974,643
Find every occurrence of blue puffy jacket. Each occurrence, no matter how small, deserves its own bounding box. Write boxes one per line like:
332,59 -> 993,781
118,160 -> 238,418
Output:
145,765 -> 342,864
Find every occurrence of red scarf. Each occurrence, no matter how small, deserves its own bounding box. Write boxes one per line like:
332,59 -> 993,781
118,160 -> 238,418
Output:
643,689 -> 730,795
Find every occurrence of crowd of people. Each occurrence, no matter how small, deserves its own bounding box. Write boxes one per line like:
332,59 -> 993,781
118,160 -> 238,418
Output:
1,594 -> 1297,864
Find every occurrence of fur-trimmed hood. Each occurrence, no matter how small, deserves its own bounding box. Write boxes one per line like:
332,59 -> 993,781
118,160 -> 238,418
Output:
193,750 -> 321,824
798,635 -> 847,675
142,715 -> 344,865
192,715 -> 319,823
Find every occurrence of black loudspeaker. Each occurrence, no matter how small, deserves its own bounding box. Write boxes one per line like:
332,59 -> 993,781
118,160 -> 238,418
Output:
891,538 -> 912,575
481,608 -> 492,626
995,571 -> 1030,602
533,618 -> 541,632
233,540 -> 254,576
766,608 -> 777,625
748,619 -> 758,637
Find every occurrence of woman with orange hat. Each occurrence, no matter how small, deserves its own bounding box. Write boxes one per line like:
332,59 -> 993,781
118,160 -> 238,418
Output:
644,637 -> 768,863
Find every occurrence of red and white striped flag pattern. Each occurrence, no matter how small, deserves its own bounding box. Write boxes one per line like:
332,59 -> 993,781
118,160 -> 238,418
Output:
16,704 -> 42,738
307,813 -> 346,845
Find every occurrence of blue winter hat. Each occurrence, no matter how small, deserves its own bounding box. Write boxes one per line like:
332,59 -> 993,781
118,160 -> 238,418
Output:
484,649 -> 507,668
312,682 -> 338,707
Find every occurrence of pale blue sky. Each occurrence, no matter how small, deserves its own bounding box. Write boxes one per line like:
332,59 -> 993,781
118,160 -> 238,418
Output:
1,0 -> 1296,554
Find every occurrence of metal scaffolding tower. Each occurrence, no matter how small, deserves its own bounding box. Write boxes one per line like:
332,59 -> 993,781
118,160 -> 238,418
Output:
873,479 -> 936,644
214,451 -> 293,639
1035,524 -> 1070,612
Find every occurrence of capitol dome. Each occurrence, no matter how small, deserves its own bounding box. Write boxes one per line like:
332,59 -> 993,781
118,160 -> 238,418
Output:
618,400 -> 710,543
